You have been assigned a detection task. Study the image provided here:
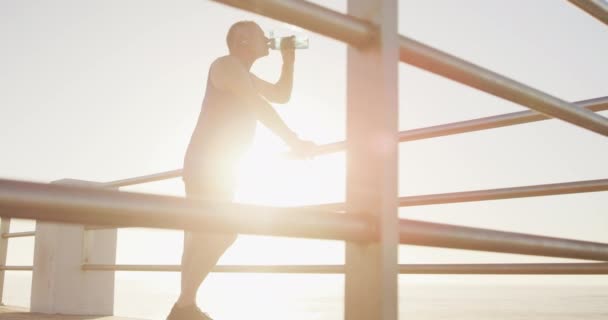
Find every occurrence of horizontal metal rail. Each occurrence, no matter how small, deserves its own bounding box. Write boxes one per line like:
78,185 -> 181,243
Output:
84,225 -> 117,231
0,266 -> 32,271
568,0 -> 608,25
308,96 -> 608,156
314,178 -> 608,210
82,263 -> 608,274
400,219 -> 608,261
398,262 -> 608,274
2,179 -> 608,260
399,96 -> 608,142
2,231 -> 35,238
0,179 -> 372,242
398,178 -> 608,207
100,169 -> 182,189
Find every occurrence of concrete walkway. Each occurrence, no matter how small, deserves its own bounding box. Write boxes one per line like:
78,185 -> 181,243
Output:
0,306 -> 145,320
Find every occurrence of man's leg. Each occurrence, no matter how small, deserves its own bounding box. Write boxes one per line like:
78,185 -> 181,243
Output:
176,231 -> 237,307
175,175 -> 237,308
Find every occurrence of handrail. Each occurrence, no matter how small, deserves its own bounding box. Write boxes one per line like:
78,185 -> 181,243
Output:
310,178 -> 608,210
568,0 -> 608,25
0,266 -> 33,271
400,219 -> 608,261
0,179 -> 372,242
399,178 -> 608,207
2,231 -> 35,238
101,169 -> 181,189
81,263 -> 608,274
398,262 -> 608,274
211,0 -> 608,136
398,96 -> 608,142
2,179 -> 608,260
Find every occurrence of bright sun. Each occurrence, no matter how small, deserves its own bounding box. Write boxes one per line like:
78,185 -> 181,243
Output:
234,125 -> 345,207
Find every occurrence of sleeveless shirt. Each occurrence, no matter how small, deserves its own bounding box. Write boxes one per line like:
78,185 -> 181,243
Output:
183,62 -> 257,182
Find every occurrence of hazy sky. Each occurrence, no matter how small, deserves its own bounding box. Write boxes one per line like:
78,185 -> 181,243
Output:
1,0 -> 607,297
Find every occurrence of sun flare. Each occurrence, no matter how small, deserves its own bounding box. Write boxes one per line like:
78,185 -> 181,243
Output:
234,126 -> 345,207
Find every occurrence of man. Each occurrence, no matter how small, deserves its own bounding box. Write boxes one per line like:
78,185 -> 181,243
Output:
167,21 -> 314,320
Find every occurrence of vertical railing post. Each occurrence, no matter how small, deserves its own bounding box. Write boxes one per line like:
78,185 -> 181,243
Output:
30,179 -> 117,316
345,1 -> 399,320
0,217 -> 11,305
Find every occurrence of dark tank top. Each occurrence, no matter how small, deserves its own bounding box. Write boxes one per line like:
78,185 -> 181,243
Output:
183,65 -> 257,181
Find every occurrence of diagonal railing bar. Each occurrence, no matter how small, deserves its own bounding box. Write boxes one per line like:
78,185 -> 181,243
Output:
2,231 -> 35,238
399,96 -> 608,142
399,36 -> 608,137
568,0 -> 608,25
310,179 -> 608,210
211,0 -> 374,47
211,0 -> 608,136
397,262 -> 608,274
0,266 -> 33,271
399,219 -> 608,261
310,96 -> 608,155
398,179 -> 608,207
81,262 -> 608,274
0,179 -> 372,242
101,169 -> 182,189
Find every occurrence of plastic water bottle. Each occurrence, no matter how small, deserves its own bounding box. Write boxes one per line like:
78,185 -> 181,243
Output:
268,35 -> 309,50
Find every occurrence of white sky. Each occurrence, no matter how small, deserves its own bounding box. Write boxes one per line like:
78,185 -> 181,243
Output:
1,0 -> 607,294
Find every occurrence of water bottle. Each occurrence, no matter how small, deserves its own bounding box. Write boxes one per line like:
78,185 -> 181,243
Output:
268,35 -> 309,50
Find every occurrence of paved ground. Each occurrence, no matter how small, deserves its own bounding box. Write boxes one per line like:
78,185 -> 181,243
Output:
0,306 -> 145,320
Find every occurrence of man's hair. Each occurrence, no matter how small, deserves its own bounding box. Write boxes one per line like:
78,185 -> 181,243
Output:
226,21 -> 258,53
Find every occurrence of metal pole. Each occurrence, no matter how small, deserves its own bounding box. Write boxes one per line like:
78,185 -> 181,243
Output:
398,262 -> 608,274
313,178 -> 608,210
0,266 -> 33,271
0,179 -> 372,242
400,219 -> 608,261
82,263 -> 608,274
2,231 -> 35,238
568,0 -> 608,25
100,169 -> 181,189
399,36 -> 608,137
399,179 -> 608,207
345,1 -> 399,319
0,218 -> 10,305
399,96 -> 608,142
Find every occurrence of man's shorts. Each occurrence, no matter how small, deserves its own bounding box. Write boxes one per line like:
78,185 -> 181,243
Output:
183,166 -> 236,202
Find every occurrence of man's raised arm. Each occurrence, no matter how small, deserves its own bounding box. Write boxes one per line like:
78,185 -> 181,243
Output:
251,49 -> 294,104
211,56 -> 300,146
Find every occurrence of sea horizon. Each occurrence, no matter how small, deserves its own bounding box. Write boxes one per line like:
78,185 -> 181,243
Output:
4,272 -> 607,320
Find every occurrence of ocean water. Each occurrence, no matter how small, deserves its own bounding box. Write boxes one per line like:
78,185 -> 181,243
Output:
4,273 -> 608,320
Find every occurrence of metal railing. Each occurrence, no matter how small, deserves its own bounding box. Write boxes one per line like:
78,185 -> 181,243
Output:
0,0 -> 606,317
568,0 -> 608,25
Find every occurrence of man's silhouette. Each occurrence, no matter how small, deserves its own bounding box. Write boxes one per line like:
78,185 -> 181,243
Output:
167,21 -> 313,320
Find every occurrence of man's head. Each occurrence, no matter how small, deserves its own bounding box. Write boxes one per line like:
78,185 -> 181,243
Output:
226,21 -> 269,59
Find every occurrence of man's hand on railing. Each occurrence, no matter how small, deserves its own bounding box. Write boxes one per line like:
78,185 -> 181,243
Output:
285,138 -> 317,160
